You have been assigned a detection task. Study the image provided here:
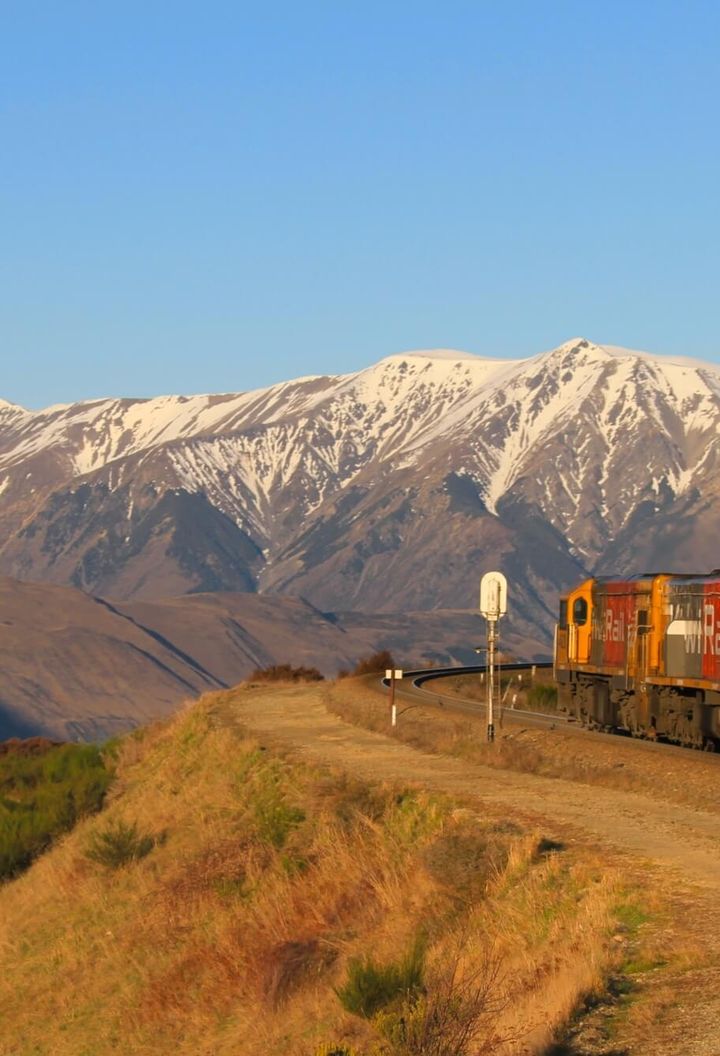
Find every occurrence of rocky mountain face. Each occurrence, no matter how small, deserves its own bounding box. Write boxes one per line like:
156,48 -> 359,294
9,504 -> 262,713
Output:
2,338 -> 719,648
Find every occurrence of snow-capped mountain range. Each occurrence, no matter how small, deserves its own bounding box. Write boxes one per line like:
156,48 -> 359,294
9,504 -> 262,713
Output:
2,336 -> 719,644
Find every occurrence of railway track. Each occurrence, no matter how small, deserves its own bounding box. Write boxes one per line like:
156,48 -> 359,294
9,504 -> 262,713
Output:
384,662 -> 560,731
383,663 -> 720,761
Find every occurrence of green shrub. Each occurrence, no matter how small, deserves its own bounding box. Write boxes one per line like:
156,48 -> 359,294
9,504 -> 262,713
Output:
374,948 -> 506,1056
0,742 -> 113,881
335,938 -> 425,1019
527,683 -> 558,710
85,820 -> 155,868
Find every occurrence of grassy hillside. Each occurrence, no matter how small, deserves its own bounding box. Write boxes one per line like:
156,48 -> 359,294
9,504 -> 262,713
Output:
0,689 -> 630,1056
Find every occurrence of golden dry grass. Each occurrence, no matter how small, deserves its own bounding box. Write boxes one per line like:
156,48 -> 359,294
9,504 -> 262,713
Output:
0,687 -> 641,1056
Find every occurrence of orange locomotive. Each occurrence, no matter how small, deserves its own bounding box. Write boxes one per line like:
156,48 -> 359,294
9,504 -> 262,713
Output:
554,572 -> 720,749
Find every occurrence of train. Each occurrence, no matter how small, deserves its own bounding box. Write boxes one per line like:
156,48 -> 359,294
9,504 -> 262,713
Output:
554,571 -> 720,750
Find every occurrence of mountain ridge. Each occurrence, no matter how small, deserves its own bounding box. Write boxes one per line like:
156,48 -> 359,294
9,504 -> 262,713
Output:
2,336 -> 719,644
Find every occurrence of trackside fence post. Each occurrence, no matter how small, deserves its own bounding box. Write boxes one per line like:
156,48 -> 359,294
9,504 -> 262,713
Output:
386,668 -> 403,727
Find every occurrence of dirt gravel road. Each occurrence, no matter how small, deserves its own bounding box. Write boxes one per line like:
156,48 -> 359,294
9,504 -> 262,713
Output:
222,683 -> 720,886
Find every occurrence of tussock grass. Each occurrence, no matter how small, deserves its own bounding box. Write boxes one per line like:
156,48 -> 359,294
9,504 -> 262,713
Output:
0,688 -> 631,1055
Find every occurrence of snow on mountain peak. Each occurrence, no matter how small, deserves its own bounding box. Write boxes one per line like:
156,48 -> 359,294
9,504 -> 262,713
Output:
600,342 -> 720,372
400,348 -> 498,363
5,334 -> 720,623
3,335 -> 720,524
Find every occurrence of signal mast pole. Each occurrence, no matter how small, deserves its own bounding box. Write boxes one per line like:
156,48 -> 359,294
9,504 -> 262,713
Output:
479,571 -> 507,743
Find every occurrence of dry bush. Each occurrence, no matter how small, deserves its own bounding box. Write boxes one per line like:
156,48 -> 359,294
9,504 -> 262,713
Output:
249,663 -> 325,683
422,826 -> 512,909
158,835 -> 270,905
314,770 -> 389,827
350,650 -> 396,677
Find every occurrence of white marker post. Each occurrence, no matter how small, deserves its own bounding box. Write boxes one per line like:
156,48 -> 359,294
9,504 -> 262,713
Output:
386,668 -> 403,727
479,572 -> 508,743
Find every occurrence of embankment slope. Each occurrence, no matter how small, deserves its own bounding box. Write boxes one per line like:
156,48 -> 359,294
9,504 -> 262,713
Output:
0,686 -> 626,1056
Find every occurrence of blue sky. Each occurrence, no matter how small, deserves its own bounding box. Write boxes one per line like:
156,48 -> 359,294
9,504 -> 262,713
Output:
2,1 -> 719,407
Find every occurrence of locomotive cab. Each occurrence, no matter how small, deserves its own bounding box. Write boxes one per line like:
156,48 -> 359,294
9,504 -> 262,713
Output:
555,579 -> 593,713
555,578 -> 593,671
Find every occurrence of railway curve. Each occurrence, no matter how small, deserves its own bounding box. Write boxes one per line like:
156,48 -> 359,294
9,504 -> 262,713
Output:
383,663 -> 720,762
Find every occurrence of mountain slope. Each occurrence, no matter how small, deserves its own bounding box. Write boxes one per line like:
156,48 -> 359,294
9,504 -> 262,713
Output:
0,577 -> 548,740
2,338 -> 719,643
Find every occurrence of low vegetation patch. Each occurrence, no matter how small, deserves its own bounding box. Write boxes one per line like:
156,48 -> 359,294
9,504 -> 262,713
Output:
527,682 -> 559,710
374,947 -> 508,1056
0,740 -> 112,880
335,937 -> 426,1018
239,749 -> 307,848
85,819 -> 156,868
249,663 -> 324,682
439,671 -> 559,714
332,937 -> 511,1056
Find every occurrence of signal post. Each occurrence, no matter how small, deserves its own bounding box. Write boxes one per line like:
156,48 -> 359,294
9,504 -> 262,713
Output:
479,571 -> 507,742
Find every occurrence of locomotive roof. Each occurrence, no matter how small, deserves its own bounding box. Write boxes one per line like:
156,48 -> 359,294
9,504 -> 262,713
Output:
664,572 -> 720,586
559,571 -> 720,599
592,575 -> 654,585
591,572 -> 720,583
